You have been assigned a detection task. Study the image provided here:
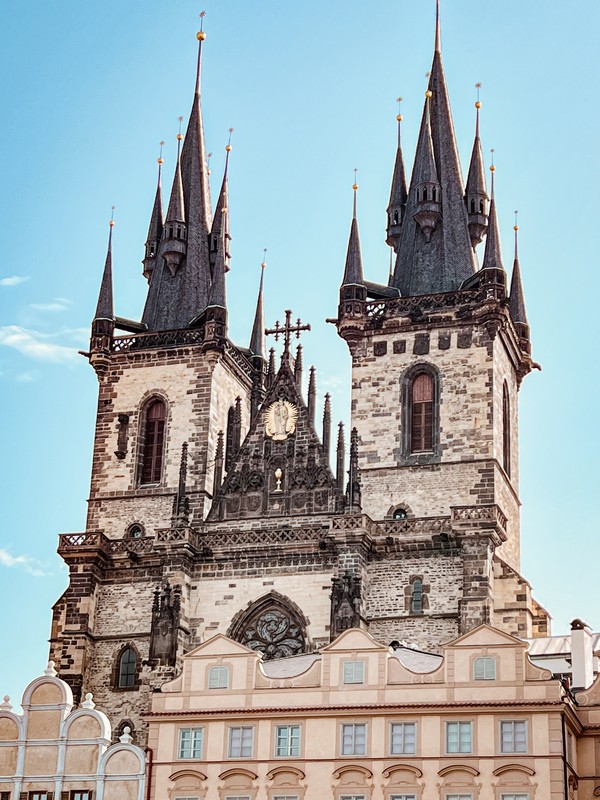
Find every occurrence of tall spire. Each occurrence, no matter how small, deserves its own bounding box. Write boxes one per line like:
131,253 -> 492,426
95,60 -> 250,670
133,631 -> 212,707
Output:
465,87 -> 489,249
386,98 -> 408,252
143,143 -> 165,282
481,157 -> 504,271
94,213 -> 115,322
249,256 -> 266,358
411,91 -> 441,243
211,130 -> 232,276
435,0 -> 441,53
509,213 -> 529,337
341,177 -> 365,289
391,1 -> 476,295
159,126 -> 187,277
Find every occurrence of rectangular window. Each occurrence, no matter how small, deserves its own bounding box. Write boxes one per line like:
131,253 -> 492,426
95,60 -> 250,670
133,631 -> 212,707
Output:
178,727 -> 203,759
446,721 -> 472,753
1,794 -> 11,800
224,797 -> 251,800
500,720 -> 527,753
500,796 -> 529,800
446,796 -> 472,800
340,796 -> 367,800
228,726 -> 254,758
30,794 -> 49,800
208,665 -> 230,689
273,797 -> 300,800
473,656 -> 496,680
341,723 -> 367,756
390,796 -> 417,800
390,721 -> 416,754
275,724 -> 301,757
71,794 -> 91,800
343,660 -> 365,684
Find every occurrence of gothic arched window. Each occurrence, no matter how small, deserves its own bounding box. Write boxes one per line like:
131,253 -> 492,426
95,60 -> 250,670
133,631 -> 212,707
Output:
229,594 -> 307,661
502,382 -> 511,477
410,372 -> 434,453
225,405 -> 235,472
116,646 -> 138,689
140,399 -> 166,485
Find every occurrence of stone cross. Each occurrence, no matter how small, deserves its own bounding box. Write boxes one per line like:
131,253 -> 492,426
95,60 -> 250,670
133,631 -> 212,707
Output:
265,310 -> 310,358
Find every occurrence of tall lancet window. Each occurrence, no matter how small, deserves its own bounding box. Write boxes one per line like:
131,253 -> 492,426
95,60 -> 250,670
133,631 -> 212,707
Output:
140,399 -> 166,484
502,382 -> 511,477
410,372 -> 434,453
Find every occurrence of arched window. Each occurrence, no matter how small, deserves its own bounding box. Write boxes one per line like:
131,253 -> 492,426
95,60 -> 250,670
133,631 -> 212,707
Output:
411,579 -> 424,613
392,507 -> 408,520
140,399 -> 166,484
502,382 -> 511,477
410,372 -> 434,453
127,523 -> 144,539
229,593 -> 308,661
117,647 -> 137,689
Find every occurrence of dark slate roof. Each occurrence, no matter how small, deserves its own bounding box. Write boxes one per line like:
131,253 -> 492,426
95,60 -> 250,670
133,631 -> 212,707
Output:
391,49 -> 476,296
144,165 -> 164,249
94,226 -> 114,321
481,172 -> 504,271
249,264 -> 265,357
509,229 -> 528,325
387,121 -> 408,214
341,193 -> 365,287
465,107 -> 487,200
165,141 -> 185,224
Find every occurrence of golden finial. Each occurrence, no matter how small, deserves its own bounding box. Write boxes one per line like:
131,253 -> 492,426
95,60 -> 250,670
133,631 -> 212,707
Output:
514,210 -> 519,232
177,116 -> 184,142
396,96 -> 403,123
475,82 -> 482,109
207,151 -> 212,175
109,205 -> 115,228
261,248 -> 267,270
425,89 -> 433,99
226,127 -> 233,152
158,140 -> 165,165
352,167 -> 358,192
489,148 -> 495,172
197,10 -> 206,40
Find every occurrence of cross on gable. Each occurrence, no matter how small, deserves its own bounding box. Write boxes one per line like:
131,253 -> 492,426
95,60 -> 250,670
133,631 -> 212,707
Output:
265,310 -> 311,358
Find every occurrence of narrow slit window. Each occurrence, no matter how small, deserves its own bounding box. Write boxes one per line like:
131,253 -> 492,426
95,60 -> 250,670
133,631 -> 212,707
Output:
502,382 -> 511,477
118,647 -> 137,688
410,373 -> 434,453
140,400 -> 166,484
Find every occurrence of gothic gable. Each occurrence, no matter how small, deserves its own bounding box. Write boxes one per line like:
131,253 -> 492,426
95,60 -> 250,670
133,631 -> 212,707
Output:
208,358 -> 344,521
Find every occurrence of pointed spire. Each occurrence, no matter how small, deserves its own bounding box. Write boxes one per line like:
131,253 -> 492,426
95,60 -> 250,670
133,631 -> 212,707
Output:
211,130 -> 232,275
213,430 -> 224,498
143,143 -> 165,282
481,155 -> 504,271
294,344 -> 303,389
172,442 -> 190,526
266,347 -> 276,389
391,3 -> 476,295
346,427 -> 361,512
411,90 -> 441,243
166,127 -> 186,225
249,256 -> 266,358
94,213 -> 115,322
341,176 -> 365,288
322,393 -> 331,457
158,125 -> 188,278
465,86 -> 489,249
386,98 -> 408,252
307,367 -> 316,423
336,422 -> 345,490
435,0 -> 441,53
509,212 -> 530,335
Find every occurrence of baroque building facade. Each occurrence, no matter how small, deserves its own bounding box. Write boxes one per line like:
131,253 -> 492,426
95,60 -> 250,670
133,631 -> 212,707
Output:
50,4 -> 549,747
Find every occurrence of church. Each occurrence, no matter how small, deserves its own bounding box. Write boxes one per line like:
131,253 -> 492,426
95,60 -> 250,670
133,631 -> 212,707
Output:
50,1 -> 549,751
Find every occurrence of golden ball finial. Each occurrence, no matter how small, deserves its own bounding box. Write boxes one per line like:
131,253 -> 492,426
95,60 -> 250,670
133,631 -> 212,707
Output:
197,30 -> 206,41
425,89 -> 433,99
475,100 -> 482,109
157,157 -> 164,164
514,224 -> 519,231
261,261 -> 267,269
225,144 -> 232,152
109,219 -> 115,228
352,183 -> 358,191
490,164 -> 496,172
396,114 -> 403,122
177,133 -> 183,141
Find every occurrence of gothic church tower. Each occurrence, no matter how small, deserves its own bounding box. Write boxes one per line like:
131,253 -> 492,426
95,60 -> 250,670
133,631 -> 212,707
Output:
50,7 -> 547,745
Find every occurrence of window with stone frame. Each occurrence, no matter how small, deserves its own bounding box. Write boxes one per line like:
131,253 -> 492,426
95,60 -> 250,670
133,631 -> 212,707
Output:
140,398 -> 166,484
340,723 -> 367,756
445,721 -> 473,753
1,793 -> 10,800
390,721 -> 416,754
502,381 -> 511,477
178,727 -> 203,759
410,372 -> 434,453
500,720 -> 527,753
404,576 -> 429,614
275,724 -> 301,757
343,660 -> 365,684
114,646 -> 138,690
208,665 -> 230,689
228,725 -> 254,758
63,792 -> 92,800
473,656 -> 496,681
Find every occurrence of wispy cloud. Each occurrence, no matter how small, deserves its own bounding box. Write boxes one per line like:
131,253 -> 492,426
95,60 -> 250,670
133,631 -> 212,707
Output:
0,275 -> 30,287
0,326 -> 79,363
29,297 -> 72,313
15,371 -> 38,383
0,548 -> 48,577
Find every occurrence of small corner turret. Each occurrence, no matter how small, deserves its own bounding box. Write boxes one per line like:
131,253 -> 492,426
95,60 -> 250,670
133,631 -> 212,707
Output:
386,99 -> 408,252
89,216 -> 115,380
465,89 -> 489,249
159,128 -> 187,277
142,145 -> 164,282
337,180 -> 367,350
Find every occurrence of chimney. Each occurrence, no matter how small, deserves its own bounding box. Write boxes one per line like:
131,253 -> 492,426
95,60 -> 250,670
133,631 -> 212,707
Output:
570,618 -> 594,690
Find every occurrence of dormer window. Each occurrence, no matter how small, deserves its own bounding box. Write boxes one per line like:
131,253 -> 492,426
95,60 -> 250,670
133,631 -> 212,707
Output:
474,656 -> 496,680
208,665 -> 230,689
343,660 -> 365,684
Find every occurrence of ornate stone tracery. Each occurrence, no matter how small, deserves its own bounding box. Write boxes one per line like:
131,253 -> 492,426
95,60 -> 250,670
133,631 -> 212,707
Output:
228,593 -> 308,660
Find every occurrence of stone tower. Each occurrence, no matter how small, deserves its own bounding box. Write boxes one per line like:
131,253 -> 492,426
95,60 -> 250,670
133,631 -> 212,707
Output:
50,8 -> 547,745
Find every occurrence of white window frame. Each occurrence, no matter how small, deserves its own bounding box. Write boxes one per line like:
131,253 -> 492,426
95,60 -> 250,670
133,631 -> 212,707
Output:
445,795 -> 473,800
224,796 -> 251,800
208,664 -> 230,689
228,725 -> 255,758
390,721 -> 416,754
343,659 -> 365,684
500,719 -> 528,753
445,721 -> 473,754
390,796 -> 417,800
178,727 -> 203,759
340,722 -> 367,756
473,656 -> 496,680
339,796 -> 367,800
500,795 -> 529,800
273,796 -> 300,800
275,723 -> 301,757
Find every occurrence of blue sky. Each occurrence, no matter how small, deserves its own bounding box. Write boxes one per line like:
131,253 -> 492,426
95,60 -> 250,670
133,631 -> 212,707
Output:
1,1 -> 599,707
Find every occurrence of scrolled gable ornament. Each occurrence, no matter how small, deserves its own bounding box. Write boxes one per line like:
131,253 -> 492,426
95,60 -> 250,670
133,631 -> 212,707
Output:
264,399 -> 298,441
